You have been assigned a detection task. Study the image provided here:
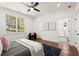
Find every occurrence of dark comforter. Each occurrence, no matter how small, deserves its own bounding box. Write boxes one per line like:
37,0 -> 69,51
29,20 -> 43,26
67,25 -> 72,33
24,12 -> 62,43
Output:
2,41 -> 31,56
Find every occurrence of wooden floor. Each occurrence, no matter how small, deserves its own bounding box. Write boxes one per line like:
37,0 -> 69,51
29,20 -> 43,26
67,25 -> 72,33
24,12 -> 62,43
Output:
36,38 -> 78,56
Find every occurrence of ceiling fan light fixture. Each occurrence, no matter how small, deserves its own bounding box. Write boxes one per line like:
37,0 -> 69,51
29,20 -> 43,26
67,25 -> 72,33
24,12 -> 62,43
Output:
23,2 -> 40,12
30,7 -> 34,11
57,3 -> 61,7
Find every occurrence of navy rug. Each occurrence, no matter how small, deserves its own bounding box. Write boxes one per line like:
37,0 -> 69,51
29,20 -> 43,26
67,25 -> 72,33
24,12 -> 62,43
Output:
43,44 -> 61,56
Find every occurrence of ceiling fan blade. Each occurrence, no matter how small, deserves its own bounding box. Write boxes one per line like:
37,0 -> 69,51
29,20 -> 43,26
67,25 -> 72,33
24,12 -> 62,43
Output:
34,8 -> 40,12
21,2 -> 31,7
31,2 -> 33,4
33,2 -> 39,7
27,9 -> 30,12
31,2 -> 34,6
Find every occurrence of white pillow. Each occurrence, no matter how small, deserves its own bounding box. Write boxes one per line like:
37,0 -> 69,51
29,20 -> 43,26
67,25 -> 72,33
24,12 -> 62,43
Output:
0,40 -> 3,55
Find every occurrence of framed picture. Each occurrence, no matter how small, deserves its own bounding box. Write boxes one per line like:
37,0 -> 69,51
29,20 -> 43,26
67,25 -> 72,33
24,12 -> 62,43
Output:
6,15 -> 16,32
17,17 -> 24,32
43,22 -> 56,31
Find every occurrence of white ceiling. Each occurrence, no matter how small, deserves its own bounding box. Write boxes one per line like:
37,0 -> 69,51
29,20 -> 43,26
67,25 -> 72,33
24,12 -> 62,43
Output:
0,2 -> 77,18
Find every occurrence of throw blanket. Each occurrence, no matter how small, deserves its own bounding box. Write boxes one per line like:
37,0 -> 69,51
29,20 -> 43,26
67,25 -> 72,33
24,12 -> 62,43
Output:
16,39 -> 45,56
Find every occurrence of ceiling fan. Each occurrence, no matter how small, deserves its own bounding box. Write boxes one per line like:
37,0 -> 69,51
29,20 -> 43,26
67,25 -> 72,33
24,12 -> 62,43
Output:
22,2 -> 40,12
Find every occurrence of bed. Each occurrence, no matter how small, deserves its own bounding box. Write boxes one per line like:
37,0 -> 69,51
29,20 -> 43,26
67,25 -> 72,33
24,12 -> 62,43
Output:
2,39 -> 44,56
2,38 -> 78,56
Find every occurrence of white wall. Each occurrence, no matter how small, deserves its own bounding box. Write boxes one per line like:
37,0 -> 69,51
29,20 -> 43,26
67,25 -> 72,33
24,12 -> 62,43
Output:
0,5 -> 76,43
0,7 -> 34,41
34,8 -> 75,42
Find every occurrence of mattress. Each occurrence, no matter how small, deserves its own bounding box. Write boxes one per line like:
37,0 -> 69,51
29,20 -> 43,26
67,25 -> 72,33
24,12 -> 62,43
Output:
2,41 -> 31,56
17,39 -> 43,53
16,39 -> 45,56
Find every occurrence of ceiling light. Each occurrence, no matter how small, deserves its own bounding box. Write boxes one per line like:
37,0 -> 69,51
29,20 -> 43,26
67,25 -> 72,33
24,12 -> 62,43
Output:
57,3 -> 60,7
30,7 -> 34,10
